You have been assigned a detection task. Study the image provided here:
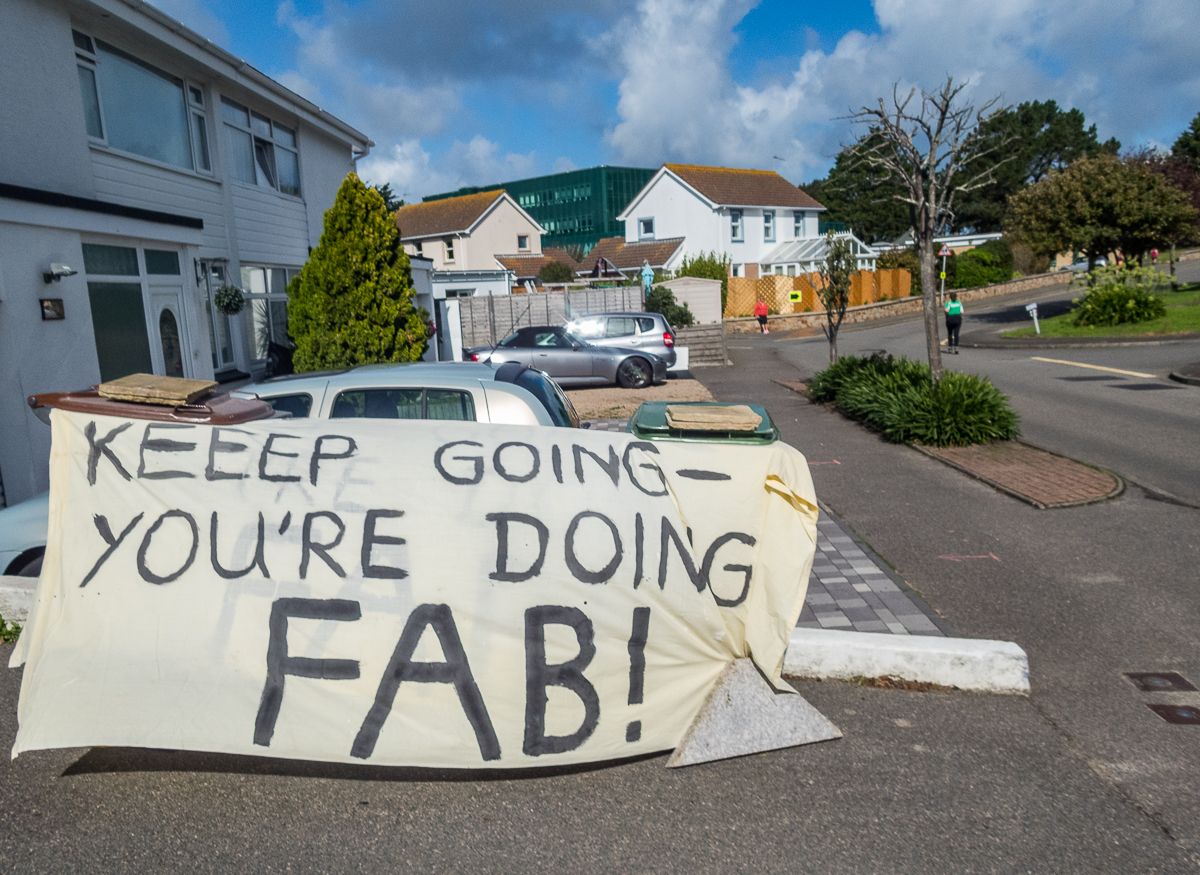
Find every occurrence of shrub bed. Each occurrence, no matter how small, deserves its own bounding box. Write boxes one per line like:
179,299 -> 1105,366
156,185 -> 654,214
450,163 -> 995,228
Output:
809,352 -> 1020,447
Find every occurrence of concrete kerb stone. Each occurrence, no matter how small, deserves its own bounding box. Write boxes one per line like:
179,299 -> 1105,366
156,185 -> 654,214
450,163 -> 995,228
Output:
784,628 -> 1031,695
0,575 -> 35,623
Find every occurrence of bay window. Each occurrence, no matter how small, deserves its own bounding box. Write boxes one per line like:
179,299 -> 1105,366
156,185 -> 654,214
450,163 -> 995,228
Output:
223,98 -> 301,196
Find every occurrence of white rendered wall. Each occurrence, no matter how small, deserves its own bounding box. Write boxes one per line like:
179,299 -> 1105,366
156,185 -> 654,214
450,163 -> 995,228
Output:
460,199 -> 542,270
623,176 -> 720,259
298,126 -> 355,250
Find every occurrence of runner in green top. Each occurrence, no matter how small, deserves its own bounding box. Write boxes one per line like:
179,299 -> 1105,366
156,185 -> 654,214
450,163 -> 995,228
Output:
944,292 -> 963,354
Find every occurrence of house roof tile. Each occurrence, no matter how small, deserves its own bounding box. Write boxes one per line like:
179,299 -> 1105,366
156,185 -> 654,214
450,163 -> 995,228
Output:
663,164 -> 824,209
580,237 -> 686,273
495,248 -> 581,279
395,190 -> 506,239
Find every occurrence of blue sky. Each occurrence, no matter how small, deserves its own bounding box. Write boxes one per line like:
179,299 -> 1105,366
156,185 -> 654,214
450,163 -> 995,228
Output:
154,0 -> 1199,199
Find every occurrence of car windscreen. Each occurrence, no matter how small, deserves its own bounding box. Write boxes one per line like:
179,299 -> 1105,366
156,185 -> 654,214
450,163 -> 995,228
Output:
498,367 -> 579,428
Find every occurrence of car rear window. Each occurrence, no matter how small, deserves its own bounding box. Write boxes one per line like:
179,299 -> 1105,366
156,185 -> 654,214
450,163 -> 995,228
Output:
494,365 -> 578,428
265,393 -> 312,418
635,317 -> 656,333
330,389 -> 475,421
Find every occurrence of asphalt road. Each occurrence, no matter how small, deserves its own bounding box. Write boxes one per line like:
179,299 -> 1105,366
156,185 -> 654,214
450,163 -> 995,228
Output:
766,259 -> 1200,506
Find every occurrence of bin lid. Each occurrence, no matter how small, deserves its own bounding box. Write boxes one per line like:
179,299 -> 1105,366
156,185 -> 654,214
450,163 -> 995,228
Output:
29,386 -> 273,426
626,401 -> 779,444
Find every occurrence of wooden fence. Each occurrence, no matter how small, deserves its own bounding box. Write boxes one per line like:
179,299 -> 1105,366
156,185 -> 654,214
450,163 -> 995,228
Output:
725,270 -> 911,318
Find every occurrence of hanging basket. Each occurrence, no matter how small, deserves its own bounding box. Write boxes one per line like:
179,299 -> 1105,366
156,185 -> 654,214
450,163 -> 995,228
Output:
213,284 -> 245,316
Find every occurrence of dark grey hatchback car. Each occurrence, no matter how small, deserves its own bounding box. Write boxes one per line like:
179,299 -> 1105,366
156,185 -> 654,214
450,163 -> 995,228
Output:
465,326 -> 668,388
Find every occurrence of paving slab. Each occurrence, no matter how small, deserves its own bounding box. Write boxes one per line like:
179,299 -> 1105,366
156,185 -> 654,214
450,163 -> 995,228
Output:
915,441 -> 1123,509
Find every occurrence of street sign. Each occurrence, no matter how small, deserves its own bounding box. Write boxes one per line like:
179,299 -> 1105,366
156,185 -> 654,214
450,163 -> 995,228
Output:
938,244 -> 952,257
1026,302 -> 1040,334
1025,303 -> 1038,313
939,272 -> 946,279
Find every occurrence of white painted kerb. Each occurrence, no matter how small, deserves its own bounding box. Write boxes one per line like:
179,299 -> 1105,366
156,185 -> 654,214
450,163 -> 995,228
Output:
785,627 -> 1030,694
0,576 -> 36,623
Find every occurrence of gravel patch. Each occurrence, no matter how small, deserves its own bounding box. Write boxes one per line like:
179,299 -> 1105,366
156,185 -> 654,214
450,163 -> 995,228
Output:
565,378 -> 714,420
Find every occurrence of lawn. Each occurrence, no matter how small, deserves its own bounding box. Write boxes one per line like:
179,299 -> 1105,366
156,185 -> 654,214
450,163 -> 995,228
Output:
1003,283 -> 1200,338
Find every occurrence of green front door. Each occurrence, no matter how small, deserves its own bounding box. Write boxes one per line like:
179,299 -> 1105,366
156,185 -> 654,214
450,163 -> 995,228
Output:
87,282 -> 154,382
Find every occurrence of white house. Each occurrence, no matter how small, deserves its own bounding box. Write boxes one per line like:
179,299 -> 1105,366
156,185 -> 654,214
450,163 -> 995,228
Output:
0,0 -> 372,507
397,190 -> 544,276
616,164 -> 826,279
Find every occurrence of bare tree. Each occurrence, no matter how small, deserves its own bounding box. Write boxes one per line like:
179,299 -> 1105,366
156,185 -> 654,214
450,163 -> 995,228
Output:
815,231 -> 854,362
845,78 -> 1011,382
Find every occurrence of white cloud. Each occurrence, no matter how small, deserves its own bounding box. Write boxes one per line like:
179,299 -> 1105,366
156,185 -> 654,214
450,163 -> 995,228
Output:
357,136 -> 537,199
604,0 -> 1200,182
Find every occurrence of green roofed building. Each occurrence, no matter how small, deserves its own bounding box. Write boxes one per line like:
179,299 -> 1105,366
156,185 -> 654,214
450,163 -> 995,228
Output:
423,165 -> 655,256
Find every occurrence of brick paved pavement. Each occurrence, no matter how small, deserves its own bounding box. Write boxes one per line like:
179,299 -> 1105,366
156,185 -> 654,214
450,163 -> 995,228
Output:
582,419 -> 948,637
919,441 -> 1121,508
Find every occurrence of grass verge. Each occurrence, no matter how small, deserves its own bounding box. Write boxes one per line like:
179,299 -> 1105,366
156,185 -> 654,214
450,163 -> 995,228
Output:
809,352 -> 1020,447
1004,283 -> 1200,338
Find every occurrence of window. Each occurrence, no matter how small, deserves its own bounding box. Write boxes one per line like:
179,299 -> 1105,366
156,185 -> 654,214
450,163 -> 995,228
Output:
330,389 -> 475,422
730,210 -> 743,242
638,218 -> 654,239
144,249 -> 180,275
635,317 -> 655,333
731,264 -> 742,278
414,241 -> 423,257
787,264 -> 796,277
517,235 -> 529,251
794,211 -> 803,237
606,317 -> 637,338
445,238 -> 455,262
242,265 -> 298,360
188,86 -> 211,172
763,210 -> 775,241
222,97 -> 300,195
265,393 -> 313,419
444,289 -> 473,298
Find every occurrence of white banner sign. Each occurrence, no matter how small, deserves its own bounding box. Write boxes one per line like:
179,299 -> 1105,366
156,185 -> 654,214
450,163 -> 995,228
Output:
12,410 -> 817,768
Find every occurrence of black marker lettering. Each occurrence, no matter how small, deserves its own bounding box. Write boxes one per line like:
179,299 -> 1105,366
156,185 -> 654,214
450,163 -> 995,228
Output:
309,435 -> 356,486
85,421 -> 132,485
434,440 -> 484,485
523,605 -> 599,756
80,512 -> 143,587
210,512 -> 269,579
351,604 -> 499,761
487,512 -> 548,582
278,512 -> 291,535
622,442 -> 668,497
300,511 -> 346,578
136,510 -> 199,584
259,434 -> 302,482
572,444 -> 619,487
633,513 -> 644,589
254,598 -> 361,747
136,424 -> 196,480
493,441 -> 539,483
658,517 -> 704,592
205,428 -> 250,480
702,532 -> 756,607
676,469 -> 731,481
564,511 -> 622,584
628,607 -> 650,705
551,445 -> 563,483
361,509 -> 407,579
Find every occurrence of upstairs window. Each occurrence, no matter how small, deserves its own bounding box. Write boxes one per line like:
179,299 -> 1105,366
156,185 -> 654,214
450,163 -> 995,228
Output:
221,98 -> 300,196
638,217 -> 654,239
445,238 -> 455,262
763,210 -> 775,242
414,241 -> 423,257
517,235 -> 529,251
794,211 -> 804,237
730,209 -> 743,242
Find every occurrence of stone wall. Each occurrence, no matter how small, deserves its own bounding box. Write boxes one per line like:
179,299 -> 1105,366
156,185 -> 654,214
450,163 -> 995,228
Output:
725,270 -> 1072,335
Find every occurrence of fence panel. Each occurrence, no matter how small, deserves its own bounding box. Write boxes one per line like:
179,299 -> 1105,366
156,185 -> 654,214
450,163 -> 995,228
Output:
456,288 -> 644,348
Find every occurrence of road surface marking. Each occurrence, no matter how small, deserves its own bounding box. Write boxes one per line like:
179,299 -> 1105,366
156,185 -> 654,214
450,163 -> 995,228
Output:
1030,357 -> 1155,379
938,553 -> 1001,562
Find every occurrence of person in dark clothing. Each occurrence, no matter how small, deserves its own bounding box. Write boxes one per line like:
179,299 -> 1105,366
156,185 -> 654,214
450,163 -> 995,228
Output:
944,292 -> 963,354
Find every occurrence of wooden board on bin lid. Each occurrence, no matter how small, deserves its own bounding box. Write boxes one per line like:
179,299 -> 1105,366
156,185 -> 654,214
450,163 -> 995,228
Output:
666,404 -> 762,432
98,374 -> 219,406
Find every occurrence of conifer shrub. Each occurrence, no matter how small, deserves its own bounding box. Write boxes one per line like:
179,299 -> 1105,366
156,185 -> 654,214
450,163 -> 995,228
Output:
288,174 -> 428,372
809,352 -> 1020,446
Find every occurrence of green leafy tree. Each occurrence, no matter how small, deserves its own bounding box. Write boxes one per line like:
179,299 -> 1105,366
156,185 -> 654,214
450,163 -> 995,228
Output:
955,100 -> 1119,233
1172,112 -> 1200,170
801,132 -> 911,244
538,261 -> 575,283
288,173 -> 428,372
953,239 -> 1013,288
1127,146 -> 1200,274
675,250 -> 731,314
816,231 -> 855,362
644,286 -> 695,328
1006,154 -> 1199,271
371,182 -> 404,213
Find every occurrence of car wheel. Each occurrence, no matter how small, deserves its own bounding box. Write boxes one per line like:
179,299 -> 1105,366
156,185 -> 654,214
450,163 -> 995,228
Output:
617,358 -> 652,389
5,547 -> 44,578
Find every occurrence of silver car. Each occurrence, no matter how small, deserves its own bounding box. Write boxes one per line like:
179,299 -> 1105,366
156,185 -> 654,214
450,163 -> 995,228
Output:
564,312 -> 677,368
245,361 -> 579,428
466,326 -> 668,389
